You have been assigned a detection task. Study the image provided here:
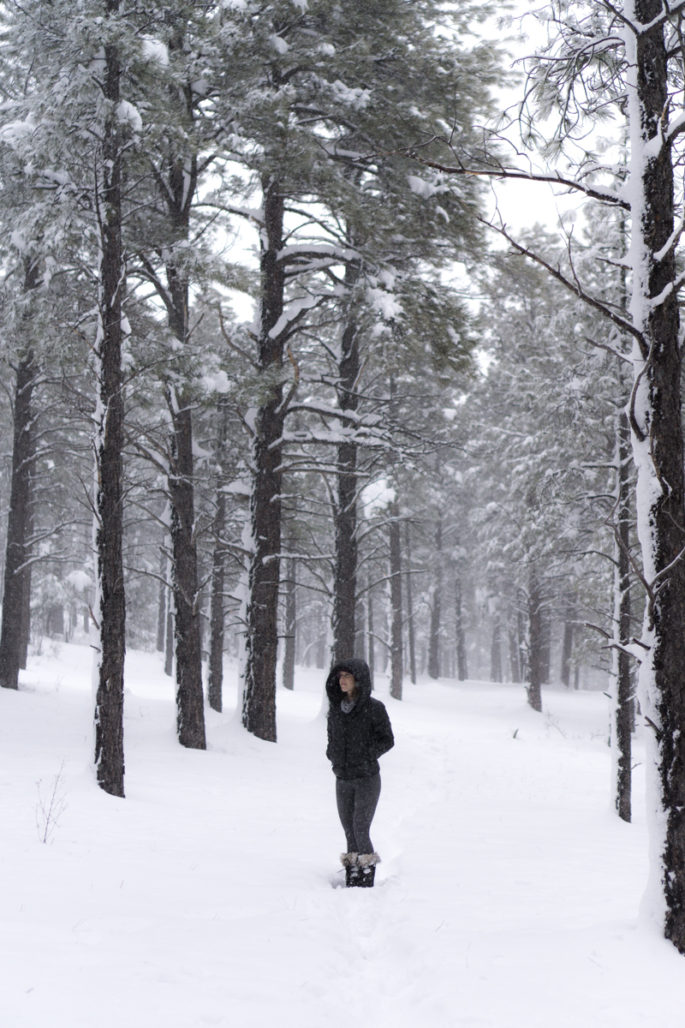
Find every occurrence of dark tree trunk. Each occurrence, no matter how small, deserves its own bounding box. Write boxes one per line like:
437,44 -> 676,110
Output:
164,605 -> 174,677
508,617 -> 520,683
389,501 -> 403,700
0,257 -> 40,691
144,21 -> 205,748
428,516 -> 443,679
242,177 -> 286,742
353,597 -> 366,659
167,387 -> 205,749
539,607 -> 551,684
517,596 -> 527,685
614,409 -> 634,823
404,522 -> 417,684
490,615 -> 503,683
559,596 -> 574,688
455,575 -> 468,681
93,17 -> 126,797
208,536 -> 226,711
626,0 -> 685,952
18,539 -> 31,669
367,575 -> 375,679
331,263 -> 361,663
208,398 -> 230,712
526,567 -> 543,713
282,557 -> 297,691
163,176 -> 205,750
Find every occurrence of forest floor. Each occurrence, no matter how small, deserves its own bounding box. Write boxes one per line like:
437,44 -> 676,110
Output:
1,640 -> 681,1027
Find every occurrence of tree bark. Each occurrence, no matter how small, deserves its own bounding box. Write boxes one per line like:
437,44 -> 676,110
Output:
404,522 -> 417,684
389,501 -> 403,699
559,594 -> 574,688
0,257 -> 40,691
164,604 -> 174,677
242,177 -> 286,742
367,574 -> 375,679
508,616 -> 520,683
142,20 -> 206,748
428,516 -> 443,679
490,614 -> 503,683
163,164 -> 205,750
167,383 -> 205,749
455,575 -> 468,681
331,263 -> 361,662
526,566 -> 543,713
539,606 -> 551,684
282,557 -> 296,691
208,398 -> 230,712
625,0 -> 685,950
613,408 -> 634,823
93,13 -> 126,797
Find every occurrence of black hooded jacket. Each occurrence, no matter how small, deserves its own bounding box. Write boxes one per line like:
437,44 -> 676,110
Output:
326,658 -> 394,780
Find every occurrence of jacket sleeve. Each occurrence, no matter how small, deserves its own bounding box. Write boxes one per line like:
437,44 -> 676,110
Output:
372,701 -> 394,759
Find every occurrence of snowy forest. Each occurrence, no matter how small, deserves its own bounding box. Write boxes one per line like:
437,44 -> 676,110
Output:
6,0 -> 685,997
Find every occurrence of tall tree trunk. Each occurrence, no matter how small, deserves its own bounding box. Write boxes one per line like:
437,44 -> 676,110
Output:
331,263 -> 361,662
146,20 -> 205,748
282,557 -> 296,691
0,257 -> 40,691
625,0 -> 685,951
559,594 -> 574,688
208,398 -> 230,712
164,605 -> 174,677
428,516 -> 443,679
93,15 -> 126,797
207,537 -> 226,711
490,614 -> 503,683
508,615 -> 520,683
166,384 -> 205,749
404,522 -> 417,684
367,574 -> 375,679
389,501 -> 402,700
539,607 -> 551,684
526,566 -> 543,713
164,182 -> 205,749
18,530 -> 31,669
242,177 -> 286,742
516,595 -> 527,685
613,408 -> 634,823
455,575 -> 468,681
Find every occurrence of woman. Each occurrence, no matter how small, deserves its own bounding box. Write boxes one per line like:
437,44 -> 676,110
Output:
325,657 -> 394,887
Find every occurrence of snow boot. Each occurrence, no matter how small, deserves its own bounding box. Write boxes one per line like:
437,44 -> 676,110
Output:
341,852 -> 360,887
357,853 -> 380,888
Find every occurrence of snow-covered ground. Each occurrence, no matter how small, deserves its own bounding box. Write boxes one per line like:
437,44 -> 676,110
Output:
2,641 -> 682,1027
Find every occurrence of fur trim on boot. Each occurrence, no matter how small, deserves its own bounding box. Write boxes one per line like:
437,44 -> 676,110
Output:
357,852 -> 380,888
340,852 -> 360,887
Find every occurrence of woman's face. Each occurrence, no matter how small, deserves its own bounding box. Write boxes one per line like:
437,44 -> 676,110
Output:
339,671 -> 356,694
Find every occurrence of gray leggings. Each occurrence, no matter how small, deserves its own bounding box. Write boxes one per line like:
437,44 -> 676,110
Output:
335,773 -> 381,854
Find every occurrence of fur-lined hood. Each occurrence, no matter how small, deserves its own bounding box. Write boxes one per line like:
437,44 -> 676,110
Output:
325,658 -> 373,708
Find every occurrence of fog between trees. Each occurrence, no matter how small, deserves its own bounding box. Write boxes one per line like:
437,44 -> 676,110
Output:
3,0 -> 685,955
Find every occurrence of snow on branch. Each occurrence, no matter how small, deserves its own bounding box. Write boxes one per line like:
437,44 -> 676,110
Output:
483,218 -> 646,351
406,142 -> 629,210
627,0 -> 685,34
267,294 -> 321,341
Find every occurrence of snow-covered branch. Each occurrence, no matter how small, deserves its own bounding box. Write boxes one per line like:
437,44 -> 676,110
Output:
484,219 -> 646,351
407,146 -> 629,210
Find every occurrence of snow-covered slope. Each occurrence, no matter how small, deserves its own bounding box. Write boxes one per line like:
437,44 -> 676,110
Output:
1,642 -> 681,1027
